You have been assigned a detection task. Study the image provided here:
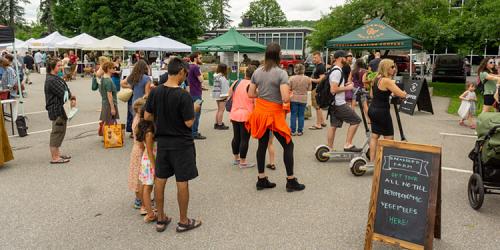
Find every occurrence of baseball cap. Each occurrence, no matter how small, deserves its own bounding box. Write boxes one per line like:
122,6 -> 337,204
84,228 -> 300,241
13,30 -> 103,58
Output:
333,50 -> 347,59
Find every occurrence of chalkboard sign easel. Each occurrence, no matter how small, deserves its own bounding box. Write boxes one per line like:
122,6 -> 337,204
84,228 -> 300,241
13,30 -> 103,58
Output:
364,140 -> 442,250
399,79 -> 434,116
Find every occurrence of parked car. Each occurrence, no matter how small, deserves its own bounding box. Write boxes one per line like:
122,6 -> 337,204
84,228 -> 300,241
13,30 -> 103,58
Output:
432,54 -> 466,83
382,55 -> 416,74
280,54 -> 303,76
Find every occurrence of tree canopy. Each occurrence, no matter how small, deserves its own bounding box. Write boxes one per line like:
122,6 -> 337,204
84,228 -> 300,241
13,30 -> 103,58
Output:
50,0 -> 204,44
309,0 -> 500,54
203,0 -> 231,31
241,0 -> 287,27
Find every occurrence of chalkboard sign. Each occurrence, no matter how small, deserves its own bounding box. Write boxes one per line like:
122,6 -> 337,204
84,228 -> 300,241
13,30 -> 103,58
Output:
399,79 -> 434,116
365,140 -> 441,250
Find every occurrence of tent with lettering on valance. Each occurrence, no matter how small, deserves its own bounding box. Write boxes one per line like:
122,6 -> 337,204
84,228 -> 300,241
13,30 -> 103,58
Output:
326,18 -> 422,50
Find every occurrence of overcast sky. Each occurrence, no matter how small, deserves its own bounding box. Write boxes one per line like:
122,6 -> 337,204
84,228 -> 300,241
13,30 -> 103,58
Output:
22,0 -> 346,25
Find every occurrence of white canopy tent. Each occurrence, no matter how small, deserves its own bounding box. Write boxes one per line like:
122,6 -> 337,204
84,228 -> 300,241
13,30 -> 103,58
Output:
0,38 -> 23,49
83,35 -> 132,51
12,38 -> 35,50
124,35 -> 191,52
55,33 -> 99,49
29,31 -> 69,49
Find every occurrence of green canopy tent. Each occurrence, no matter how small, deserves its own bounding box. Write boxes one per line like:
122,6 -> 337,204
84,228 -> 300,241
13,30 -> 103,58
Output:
326,18 -> 422,76
192,28 -> 266,78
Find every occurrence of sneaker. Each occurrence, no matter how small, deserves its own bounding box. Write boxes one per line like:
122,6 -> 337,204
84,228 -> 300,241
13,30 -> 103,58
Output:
134,198 -> 142,209
239,162 -> 255,169
256,176 -> 276,190
291,132 -> 297,136
193,134 -> 207,140
286,178 -> 306,192
233,159 -> 240,166
344,145 -> 362,152
215,123 -> 229,130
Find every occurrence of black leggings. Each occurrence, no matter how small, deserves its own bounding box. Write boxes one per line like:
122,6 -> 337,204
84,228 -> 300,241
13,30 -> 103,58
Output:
257,129 -> 294,176
231,121 -> 251,159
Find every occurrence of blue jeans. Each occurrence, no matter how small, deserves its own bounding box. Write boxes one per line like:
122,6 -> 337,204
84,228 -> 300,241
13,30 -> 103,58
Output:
290,102 -> 306,133
192,96 -> 202,136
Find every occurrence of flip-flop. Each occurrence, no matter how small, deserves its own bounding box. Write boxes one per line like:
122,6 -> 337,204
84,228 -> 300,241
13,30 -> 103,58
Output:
176,218 -> 202,233
266,164 -> 276,170
60,155 -> 71,160
321,123 -> 327,127
50,158 -> 70,164
156,217 -> 172,232
308,126 -> 322,130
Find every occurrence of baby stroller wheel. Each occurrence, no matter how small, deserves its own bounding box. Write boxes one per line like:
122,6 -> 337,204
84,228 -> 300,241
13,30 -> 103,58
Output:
350,158 -> 367,176
315,146 -> 330,162
468,173 -> 485,210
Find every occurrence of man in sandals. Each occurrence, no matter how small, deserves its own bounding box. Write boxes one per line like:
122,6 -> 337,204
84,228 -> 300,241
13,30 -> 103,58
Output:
309,51 -> 327,130
145,58 -> 202,233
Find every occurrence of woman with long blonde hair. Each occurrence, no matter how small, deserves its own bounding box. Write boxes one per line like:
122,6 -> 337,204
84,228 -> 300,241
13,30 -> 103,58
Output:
367,59 -> 407,163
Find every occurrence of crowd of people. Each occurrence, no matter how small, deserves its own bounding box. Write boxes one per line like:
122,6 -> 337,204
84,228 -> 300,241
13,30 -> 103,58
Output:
1,40 -> 499,234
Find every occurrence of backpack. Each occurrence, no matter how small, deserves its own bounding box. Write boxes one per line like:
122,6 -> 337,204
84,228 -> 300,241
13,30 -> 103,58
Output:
315,67 -> 344,109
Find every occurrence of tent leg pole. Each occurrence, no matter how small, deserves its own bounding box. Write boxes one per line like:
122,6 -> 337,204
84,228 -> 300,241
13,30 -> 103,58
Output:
409,49 -> 413,78
12,43 -> 25,116
237,51 -> 240,79
325,48 -> 329,65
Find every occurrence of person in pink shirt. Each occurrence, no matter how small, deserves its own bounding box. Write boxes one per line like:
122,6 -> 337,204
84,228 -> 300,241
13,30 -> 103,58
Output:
228,65 -> 257,168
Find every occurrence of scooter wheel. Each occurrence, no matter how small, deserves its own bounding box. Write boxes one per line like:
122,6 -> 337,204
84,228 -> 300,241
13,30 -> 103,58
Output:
315,146 -> 330,162
351,159 -> 367,176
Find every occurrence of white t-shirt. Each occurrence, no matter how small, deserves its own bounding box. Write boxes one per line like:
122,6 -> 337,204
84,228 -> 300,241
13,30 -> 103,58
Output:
329,65 -> 346,106
34,52 -> 42,63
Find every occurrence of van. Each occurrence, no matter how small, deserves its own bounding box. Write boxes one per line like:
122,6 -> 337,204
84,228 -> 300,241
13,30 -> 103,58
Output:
432,55 -> 466,83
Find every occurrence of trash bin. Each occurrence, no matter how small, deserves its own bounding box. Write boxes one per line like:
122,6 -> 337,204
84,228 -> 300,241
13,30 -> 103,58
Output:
208,72 -> 214,86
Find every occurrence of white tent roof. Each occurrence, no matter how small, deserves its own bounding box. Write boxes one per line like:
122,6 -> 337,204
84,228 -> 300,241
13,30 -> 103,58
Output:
30,31 -> 69,49
0,38 -> 24,49
16,38 -> 35,49
124,35 -> 191,52
56,33 -> 99,49
83,35 -> 132,51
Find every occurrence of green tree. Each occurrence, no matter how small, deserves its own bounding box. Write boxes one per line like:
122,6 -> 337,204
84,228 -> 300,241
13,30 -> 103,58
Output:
287,20 -> 317,28
52,0 -> 82,36
241,0 -> 287,27
203,0 -> 231,31
308,0 -> 452,51
15,22 -> 48,40
0,0 -> 29,28
39,0 -> 55,33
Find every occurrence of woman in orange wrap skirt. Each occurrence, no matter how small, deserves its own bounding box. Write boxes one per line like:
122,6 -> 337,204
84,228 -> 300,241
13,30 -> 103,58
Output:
246,43 -> 305,192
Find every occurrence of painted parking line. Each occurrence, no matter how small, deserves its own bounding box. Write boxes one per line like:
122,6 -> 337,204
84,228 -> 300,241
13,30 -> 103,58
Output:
9,121 -> 100,138
440,132 -> 476,139
24,110 -> 47,115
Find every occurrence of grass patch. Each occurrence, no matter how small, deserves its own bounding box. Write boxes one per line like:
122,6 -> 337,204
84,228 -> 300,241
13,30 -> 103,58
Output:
429,82 -> 483,115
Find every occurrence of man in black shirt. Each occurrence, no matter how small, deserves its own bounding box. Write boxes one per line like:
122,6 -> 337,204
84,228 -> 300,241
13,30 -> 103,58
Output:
145,57 -> 202,233
309,51 -> 327,130
368,51 -> 382,72
23,52 -> 34,85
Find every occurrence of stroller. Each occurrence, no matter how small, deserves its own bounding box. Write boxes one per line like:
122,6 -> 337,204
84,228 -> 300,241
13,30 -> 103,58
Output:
468,112 -> 500,210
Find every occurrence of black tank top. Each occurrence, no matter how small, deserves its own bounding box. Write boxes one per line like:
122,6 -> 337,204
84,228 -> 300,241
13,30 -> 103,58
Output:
371,77 -> 391,109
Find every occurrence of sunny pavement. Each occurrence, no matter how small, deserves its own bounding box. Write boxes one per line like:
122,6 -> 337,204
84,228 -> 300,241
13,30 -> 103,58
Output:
0,73 -> 499,249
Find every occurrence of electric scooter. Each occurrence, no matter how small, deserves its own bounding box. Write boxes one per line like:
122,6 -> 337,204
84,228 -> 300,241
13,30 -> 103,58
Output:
349,96 -> 407,176
314,87 -> 371,163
